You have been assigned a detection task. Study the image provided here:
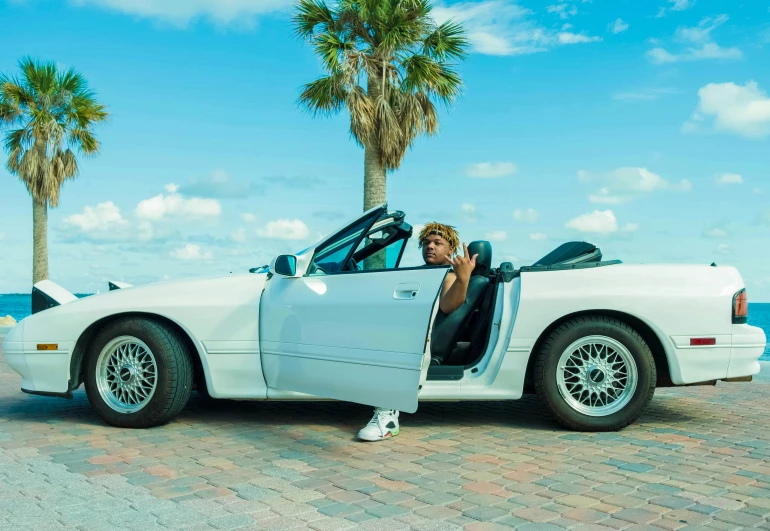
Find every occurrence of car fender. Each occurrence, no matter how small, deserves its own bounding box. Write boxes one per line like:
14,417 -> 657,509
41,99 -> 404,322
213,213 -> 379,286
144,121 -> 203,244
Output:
15,273 -> 269,396
508,263 -> 745,387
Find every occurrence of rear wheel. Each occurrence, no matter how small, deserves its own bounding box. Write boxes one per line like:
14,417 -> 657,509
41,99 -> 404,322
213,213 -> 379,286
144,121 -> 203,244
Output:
85,318 -> 193,428
534,315 -> 656,431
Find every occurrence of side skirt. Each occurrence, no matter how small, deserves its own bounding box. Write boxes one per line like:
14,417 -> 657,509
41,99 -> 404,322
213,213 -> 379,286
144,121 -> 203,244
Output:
21,388 -> 73,399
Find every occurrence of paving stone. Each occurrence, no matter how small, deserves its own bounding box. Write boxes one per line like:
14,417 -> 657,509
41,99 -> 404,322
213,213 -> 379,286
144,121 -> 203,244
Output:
3,346 -> 770,531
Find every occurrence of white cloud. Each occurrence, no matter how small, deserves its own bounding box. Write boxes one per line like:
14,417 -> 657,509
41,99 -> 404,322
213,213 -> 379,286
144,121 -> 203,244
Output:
565,211 -> 640,235
485,230 -> 507,241
466,162 -> 517,178
655,0 -> 696,18
257,219 -> 309,240
231,228 -> 247,243
566,210 -> 619,234
622,223 -> 640,233
547,3 -> 577,19
136,185 -> 221,220
557,32 -> 600,44
180,170 -> 261,198
612,88 -> 679,101
716,243 -> 731,255
704,227 -> 728,238
529,232 -> 548,241
170,244 -> 213,261
647,15 -> 741,64
63,201 -> 129,233
69,0 -> 293,27
647,43 -> 742,64
718,173 -> 743,185
461,203 -> 478,222
579,167 -> 691,204
609,18 -> 629,34
670,0 -> 695,11
431,0 -> 599,56
753,188 -> 763,195
241,213 -> 257,223
514,208 -> 539,222
683,81 -> 770,138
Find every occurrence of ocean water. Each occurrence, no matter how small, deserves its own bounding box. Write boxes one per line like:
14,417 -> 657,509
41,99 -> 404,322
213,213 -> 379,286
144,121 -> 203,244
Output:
2,294 -> 769,360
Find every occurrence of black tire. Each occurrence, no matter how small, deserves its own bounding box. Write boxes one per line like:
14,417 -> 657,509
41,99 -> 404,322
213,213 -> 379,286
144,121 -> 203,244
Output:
534,315 -> 656,432
84,317 -> 193,428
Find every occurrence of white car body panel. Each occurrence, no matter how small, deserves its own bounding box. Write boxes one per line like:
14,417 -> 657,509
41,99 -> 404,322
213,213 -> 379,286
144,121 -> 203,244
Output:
4,274 -> 269,398
260,267 -> 446,413
2,203 -> 766,412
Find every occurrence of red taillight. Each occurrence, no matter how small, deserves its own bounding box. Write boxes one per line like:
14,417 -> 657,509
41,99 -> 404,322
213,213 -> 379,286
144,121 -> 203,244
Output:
733,289 -> 748,324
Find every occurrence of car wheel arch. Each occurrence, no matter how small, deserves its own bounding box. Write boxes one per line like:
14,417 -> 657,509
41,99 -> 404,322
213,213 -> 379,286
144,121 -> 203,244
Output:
67,312 -> 210,395
522,309 -> 672,393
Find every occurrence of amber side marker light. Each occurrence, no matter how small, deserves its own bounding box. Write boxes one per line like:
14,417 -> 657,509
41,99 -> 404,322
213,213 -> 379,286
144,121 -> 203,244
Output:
36,344 -> 58,351
733,289 -> 748,324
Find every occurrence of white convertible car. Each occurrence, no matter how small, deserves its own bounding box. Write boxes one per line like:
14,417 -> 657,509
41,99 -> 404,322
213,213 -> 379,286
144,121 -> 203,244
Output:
3,204 -> 766,432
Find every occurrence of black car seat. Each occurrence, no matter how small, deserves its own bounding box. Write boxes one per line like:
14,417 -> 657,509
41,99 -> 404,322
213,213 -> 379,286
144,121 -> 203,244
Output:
429,241 -> 492,365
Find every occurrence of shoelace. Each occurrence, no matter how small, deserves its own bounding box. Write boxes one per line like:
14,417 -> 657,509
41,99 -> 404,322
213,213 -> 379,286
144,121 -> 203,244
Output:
369,409 -> 393,427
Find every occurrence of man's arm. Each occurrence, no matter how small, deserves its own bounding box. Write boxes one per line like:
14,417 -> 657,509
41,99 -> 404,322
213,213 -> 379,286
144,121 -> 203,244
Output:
439,272 -> 467,314
439,243 -> 478,315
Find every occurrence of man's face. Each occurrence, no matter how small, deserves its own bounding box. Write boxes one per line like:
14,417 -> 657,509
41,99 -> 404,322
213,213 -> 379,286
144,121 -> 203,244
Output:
421,233 -> 454,265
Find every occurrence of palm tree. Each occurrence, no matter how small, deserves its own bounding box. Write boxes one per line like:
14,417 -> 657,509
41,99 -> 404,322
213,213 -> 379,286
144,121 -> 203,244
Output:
0,57 -> 108,285
294,0 -> 468,213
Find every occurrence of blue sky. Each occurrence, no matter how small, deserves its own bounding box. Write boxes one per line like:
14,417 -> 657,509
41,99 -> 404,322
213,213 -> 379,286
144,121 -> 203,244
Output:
1,0 -> 769,300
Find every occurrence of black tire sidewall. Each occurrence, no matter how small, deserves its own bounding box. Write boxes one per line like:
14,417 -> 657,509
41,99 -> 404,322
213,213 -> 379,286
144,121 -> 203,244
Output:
536,317 -> 656,431
85,318 -> 191,428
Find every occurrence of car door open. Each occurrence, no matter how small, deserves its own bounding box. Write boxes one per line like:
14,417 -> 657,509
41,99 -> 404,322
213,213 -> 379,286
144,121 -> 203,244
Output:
259,266 -> 447,413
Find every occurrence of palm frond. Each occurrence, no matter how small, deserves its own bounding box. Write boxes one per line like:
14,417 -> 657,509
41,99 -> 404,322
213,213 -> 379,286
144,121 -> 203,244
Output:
423,21 -> 469,61
374,94 -> 403,165
314,31 -> 355,71
298,73 -> 348,116
56,67 -> 87,96
347,86 -> 375,147
293,0 -> 334,39
401,54 -> 462,104
69,128 -> 99,154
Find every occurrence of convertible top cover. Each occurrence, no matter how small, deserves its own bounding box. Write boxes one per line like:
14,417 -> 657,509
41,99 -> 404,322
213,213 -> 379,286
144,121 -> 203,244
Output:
533,241 -> 602,267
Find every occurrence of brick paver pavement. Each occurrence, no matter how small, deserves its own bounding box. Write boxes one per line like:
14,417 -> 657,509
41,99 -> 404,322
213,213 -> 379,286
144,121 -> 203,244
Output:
2,343 -> 770,530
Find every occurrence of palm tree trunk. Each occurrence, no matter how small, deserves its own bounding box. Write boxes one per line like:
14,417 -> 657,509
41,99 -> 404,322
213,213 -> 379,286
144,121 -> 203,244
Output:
32,198 -> 49,285
363,143 -> 387,211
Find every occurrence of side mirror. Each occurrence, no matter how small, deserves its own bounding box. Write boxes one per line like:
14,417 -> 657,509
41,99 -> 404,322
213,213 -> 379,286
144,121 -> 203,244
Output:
270,255 -> 298,277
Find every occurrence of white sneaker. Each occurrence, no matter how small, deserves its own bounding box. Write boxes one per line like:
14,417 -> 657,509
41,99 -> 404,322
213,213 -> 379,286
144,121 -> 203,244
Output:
358,408 -> 400,441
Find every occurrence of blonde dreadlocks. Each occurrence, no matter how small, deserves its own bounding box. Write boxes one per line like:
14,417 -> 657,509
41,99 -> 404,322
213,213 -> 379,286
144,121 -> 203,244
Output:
418,222 -> 460,253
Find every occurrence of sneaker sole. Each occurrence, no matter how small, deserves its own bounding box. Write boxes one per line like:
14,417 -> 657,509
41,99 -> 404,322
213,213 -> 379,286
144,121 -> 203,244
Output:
358,429 -> 399,442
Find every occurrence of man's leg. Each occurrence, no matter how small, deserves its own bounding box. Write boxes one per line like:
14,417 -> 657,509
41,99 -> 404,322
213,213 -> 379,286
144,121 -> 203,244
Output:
358,408 -> 400,441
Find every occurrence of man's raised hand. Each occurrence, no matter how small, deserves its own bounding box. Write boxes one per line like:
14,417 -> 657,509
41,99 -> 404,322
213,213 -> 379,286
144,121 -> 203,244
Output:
445,243 -> 478,281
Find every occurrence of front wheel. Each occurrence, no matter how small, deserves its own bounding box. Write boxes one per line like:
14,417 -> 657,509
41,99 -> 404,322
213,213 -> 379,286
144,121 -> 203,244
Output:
534,316 -> 656,431
85,318 -> 193,428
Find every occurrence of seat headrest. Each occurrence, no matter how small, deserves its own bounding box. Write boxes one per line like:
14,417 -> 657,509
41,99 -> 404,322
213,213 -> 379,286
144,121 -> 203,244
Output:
467,240 -> 492,277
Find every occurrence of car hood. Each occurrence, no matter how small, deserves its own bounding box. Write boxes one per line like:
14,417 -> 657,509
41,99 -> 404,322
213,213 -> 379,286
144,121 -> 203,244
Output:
23,272 -> 269,333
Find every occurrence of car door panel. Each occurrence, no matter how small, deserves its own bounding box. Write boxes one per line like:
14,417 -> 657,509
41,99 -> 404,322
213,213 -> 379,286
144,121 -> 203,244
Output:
259,267 -> 448,413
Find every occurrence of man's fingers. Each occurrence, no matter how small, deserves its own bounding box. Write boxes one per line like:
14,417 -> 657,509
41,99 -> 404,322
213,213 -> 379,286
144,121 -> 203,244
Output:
471,253 -> 478,264
462,242 -> 469,257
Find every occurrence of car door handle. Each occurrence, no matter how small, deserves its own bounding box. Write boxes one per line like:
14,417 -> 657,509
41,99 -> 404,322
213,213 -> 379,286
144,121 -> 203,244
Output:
394,282 -> 420,300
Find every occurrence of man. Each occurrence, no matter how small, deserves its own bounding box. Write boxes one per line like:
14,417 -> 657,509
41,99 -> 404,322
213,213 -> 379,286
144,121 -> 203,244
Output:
357,222 -> 478,442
